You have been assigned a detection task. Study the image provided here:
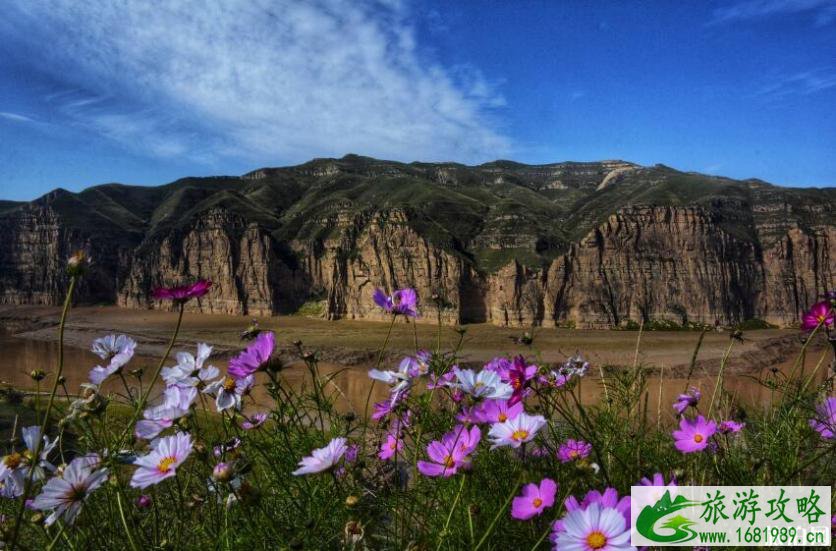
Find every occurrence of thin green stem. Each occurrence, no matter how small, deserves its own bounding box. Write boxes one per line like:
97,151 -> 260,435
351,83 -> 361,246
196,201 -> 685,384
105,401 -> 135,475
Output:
473,475 -> 522,551
436,475 -> 467,551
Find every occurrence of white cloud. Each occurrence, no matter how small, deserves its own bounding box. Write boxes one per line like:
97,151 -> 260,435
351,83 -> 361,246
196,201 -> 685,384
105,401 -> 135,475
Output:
711,0 -> 836,26
0,112 -> 34,123
3,0 -> 510,165
754,68 -> 836,100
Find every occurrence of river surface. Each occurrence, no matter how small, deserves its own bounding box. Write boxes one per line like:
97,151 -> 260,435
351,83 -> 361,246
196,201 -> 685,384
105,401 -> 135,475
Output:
0,331 -> 823,421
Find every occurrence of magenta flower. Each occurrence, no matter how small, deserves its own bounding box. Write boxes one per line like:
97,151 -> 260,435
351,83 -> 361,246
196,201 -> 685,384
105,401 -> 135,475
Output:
473,399 -> 524,424
673,386 -> 701,416
672,415 -> 717,453
557,439 -> 593,463
372,287 -> 419,317
801,301 -> 835,331
241,412 -> 268,430
427,370 -> 457,390
487,413 -> 546,449
639,472 -> 676,487
151,279 -> 212,302
130,433 -> 193,489
718,420 -> 745,434
228,331 -> 275,379
511,478 -> 557,520
417,425 -> 480,477
809,396 -> 836,440
292,437 -> 348,475
378,433 -> 403,461
136,494 -> 152,509
503,356 -> 538,405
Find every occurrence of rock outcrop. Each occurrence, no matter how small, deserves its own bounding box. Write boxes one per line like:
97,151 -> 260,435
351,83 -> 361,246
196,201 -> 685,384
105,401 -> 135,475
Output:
1,155 -> 833,327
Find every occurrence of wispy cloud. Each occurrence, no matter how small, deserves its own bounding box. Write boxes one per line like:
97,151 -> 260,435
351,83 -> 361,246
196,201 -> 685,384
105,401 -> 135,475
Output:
754,68 -> 836,100
711,0 -> 836,26
2,0 -> 510,165
0,112 -> 35,123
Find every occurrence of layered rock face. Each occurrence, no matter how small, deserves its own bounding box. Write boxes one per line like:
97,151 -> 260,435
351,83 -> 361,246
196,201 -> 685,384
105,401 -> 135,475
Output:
1,156 -> 833,326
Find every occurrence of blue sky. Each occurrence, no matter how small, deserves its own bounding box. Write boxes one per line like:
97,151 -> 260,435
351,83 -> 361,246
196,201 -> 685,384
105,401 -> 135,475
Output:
1,0 -> 835,201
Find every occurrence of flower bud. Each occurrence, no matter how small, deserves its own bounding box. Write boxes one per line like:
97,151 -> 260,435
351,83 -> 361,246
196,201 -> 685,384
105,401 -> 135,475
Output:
212,462 -> 234,483
345,495 -> 359,507
344,521 -> 364,546
67,250 -> 91,276
29,370 -> 46,382
136,495 -> 152,509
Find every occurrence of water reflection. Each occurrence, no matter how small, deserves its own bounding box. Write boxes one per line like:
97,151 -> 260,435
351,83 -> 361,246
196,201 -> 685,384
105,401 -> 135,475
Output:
0,332 -> 822,422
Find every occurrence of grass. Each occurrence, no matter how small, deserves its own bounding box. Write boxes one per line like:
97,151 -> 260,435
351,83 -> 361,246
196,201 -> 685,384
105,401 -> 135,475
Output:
0,277 -> 833,550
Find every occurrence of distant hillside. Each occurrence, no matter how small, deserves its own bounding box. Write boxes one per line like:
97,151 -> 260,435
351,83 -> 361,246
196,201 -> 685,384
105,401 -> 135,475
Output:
1,154 -> 833,327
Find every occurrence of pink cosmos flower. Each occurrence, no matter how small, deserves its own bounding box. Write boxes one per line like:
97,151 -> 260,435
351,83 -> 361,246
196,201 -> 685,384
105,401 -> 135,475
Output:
503,356 -> 538,405
378,433 -> 403,461
473,399 -> 524,424
372,288 -> 419,317
130,433 -> 193,489
31,454 -> 108,527
487,413 -> 546,449
718,420 -> 745,434
292,437 -> 348,475
552,503 -> 633,551
228,331 -> 275,379
672,415 -> 717,453
809,396 -> 836,440
639,473 -> 676,487
241,412 -> 268,430
427,370 -> 457,390
484,356 -> 513,374
511,478 -> 557,520
417,425 -> 480,477
151,279 -> 212,302
801,301 -> 835,332
673,386 -> 701,416
557,439 -> 592,463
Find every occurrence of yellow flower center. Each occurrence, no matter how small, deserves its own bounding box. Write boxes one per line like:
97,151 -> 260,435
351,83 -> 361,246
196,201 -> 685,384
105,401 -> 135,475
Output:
569,450 -> 579,458
694,434 -> 704,443
443,455 -> 455,468
3,452 -> 22,470
157,456 -> 177,473
498,413 -> 508,422
473,381 -> 485,389
532,498 -> 543,508
586,531 -> 607,549
511,429 -> 529,441
222,377 -> 236,391
390,441 -> 398,450
817,314 -> 827,323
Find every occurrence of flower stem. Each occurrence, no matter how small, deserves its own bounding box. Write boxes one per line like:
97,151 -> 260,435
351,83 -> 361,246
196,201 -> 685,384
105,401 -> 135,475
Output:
436,475 -> 467,551
473,476 -> 521,551
706,337 -> 735,417
9,275 -> 77,550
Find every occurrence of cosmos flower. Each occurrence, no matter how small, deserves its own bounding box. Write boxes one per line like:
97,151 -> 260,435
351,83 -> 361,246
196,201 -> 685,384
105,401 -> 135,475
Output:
130,433 -> 193,489
161,343 -> 219,386
511,478 -> 557,520
0,426 -> 57,498
88,334 -> 137,385
672,415 -> 717,453
213,437 -> 242,458
372,288 -> 419,317
292,437 -> 348,475
417,425 -> 481,477
474,399 -> 524,424
673,386 -> 701,416
553,503 -> 634,551
551,488 -> 632,548
31,454 -> 108,527
151,279 -> 212,302
487,413 -> 546,449
503,356 -> 538,405
800,301 -> 835,332
378,433 -> 403,461
639,473 -> 676,487
203,375 -> 254,412
718,420 -> 745,434
241,412 -> 268,430
228,331 -> 275,380
134,406 -> 185,441
453,368 -> 514,400
809,396 -> 836,440
557,439 -> 593,463
427,370 -> 457,390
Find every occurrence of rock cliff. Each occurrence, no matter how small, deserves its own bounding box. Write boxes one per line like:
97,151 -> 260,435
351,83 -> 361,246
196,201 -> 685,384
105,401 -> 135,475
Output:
1,155 -> 833,327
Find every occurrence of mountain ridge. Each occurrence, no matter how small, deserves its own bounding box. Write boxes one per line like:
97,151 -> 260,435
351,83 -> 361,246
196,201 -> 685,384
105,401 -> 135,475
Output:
1,155 -> 834,327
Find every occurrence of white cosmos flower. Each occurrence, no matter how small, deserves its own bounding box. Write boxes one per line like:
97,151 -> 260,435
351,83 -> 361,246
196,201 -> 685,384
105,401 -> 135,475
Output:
31,454 -> 109,526
487,413 -> 547,449
161,343 -> 219,386
555,503 -> 634,551
292,437 -> 348,475
203,375 -> 254,412
88,334 -> 137,385
453,369 -> 514,400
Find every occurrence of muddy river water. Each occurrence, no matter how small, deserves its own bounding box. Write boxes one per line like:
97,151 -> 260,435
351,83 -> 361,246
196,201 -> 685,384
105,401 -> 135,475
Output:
0,331 -> 826,422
